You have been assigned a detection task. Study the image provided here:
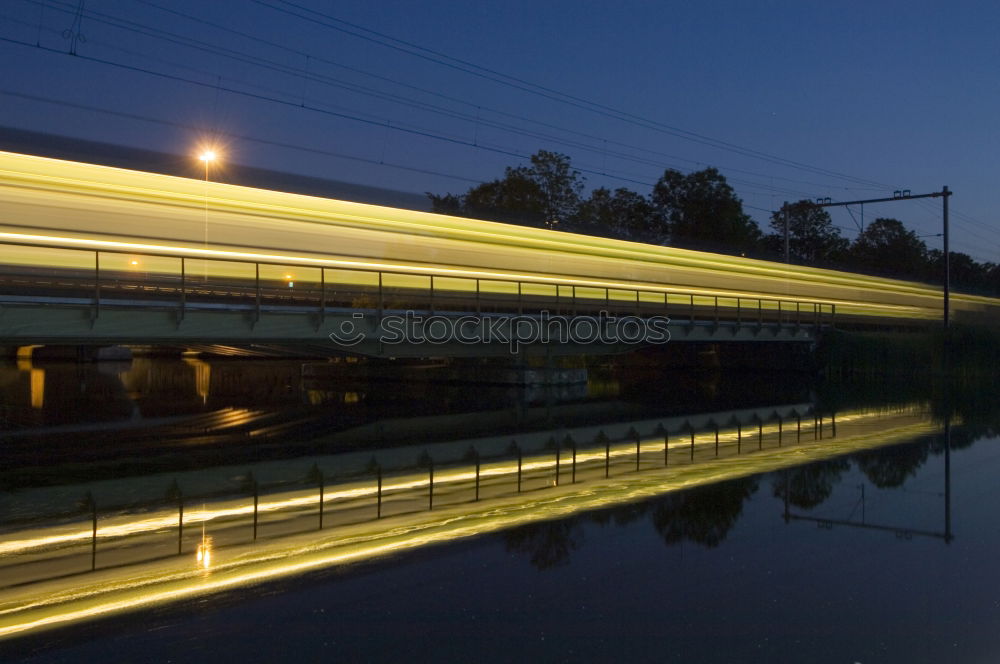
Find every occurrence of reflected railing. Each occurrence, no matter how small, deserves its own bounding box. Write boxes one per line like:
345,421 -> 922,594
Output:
0,402 -> 945,640
779,413 -> 954,543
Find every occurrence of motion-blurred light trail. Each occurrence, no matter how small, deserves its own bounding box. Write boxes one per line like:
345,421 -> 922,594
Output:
1,150 -> 996,324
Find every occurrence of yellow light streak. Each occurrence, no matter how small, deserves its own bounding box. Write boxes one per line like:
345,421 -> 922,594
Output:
0,150 -> 948,300
3,149 -> 992,324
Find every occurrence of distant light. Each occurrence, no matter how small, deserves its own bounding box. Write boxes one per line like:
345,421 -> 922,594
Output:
199,150 -> 217,162
284,274 -> 293,279
130,260 -> 139,266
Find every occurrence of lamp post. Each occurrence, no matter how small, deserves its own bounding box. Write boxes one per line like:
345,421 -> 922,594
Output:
198,150 -> 217,281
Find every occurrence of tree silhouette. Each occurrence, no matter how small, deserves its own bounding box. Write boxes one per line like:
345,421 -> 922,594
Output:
766,200 -> 848,264
651,167 -> 761,253
430,150 -> 584,229
575,187 -> 660,242
850,218 -> 929,278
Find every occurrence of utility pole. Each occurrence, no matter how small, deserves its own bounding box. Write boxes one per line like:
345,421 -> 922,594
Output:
812,188 -> 952,328
943,185 -> 950,328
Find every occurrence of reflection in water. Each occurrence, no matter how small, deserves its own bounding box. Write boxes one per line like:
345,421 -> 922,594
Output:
0,356 -> 821,493
853,443 -> 929,488
3,350 -> 1000,662
5,356 -> 1000,649
650,476 -> 759,548
772,457 -> 850,509
504,520 -> 583,570
182,356 -> 211,405
503,426 -> 959,571
28,365 -> 44,410
0,404 -> 950,641
503,476 -> 761,569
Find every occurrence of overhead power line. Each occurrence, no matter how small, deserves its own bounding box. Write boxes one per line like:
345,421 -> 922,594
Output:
17,0 -> 878,202
0,88 -> 483,185
254,0 -> 900,190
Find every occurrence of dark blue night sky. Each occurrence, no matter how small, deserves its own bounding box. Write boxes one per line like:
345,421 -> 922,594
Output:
1,0 -> 997,259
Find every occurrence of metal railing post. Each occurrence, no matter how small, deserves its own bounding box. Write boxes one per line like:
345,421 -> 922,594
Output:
319,268 -> 326,325
179,256 -> 185,322
377,272 -> 384,318
254,263 -> 261,323
429,275 -> 435,314
93,250 -> 100,319
475,278 -> 481,314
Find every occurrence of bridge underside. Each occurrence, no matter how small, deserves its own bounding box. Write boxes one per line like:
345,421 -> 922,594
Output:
0,297 -> 820,358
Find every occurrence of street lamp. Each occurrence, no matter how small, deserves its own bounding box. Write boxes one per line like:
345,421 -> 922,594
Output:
198,149 -> 218,280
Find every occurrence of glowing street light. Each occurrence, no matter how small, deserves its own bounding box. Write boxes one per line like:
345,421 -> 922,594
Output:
197,148 -> 220,280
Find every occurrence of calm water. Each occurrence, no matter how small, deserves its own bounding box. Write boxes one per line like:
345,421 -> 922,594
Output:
3,357 -> 999,663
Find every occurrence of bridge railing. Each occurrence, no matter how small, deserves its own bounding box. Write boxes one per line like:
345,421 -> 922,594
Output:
1,405 -> 858,585
0,239 -> 835,327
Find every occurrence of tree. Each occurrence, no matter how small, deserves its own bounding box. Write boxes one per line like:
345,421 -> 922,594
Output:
651,167 -> 761,253
425,192 -> 463,216
428,150 -> 584,229
767,200 -> 848,264
925,249 -> 990,293
574,187 -> 661,242
849,217 -> 929,278
987,262 -> 1000,294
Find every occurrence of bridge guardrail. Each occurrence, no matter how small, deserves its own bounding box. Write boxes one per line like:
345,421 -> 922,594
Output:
0,238 -> 835,328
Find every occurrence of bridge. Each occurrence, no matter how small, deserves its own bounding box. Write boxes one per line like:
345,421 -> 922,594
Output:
0,150 -> 995,358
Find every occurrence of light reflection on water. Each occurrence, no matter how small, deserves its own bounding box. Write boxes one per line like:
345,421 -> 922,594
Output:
7,423 -> 995,663
0,406 -> 945,641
